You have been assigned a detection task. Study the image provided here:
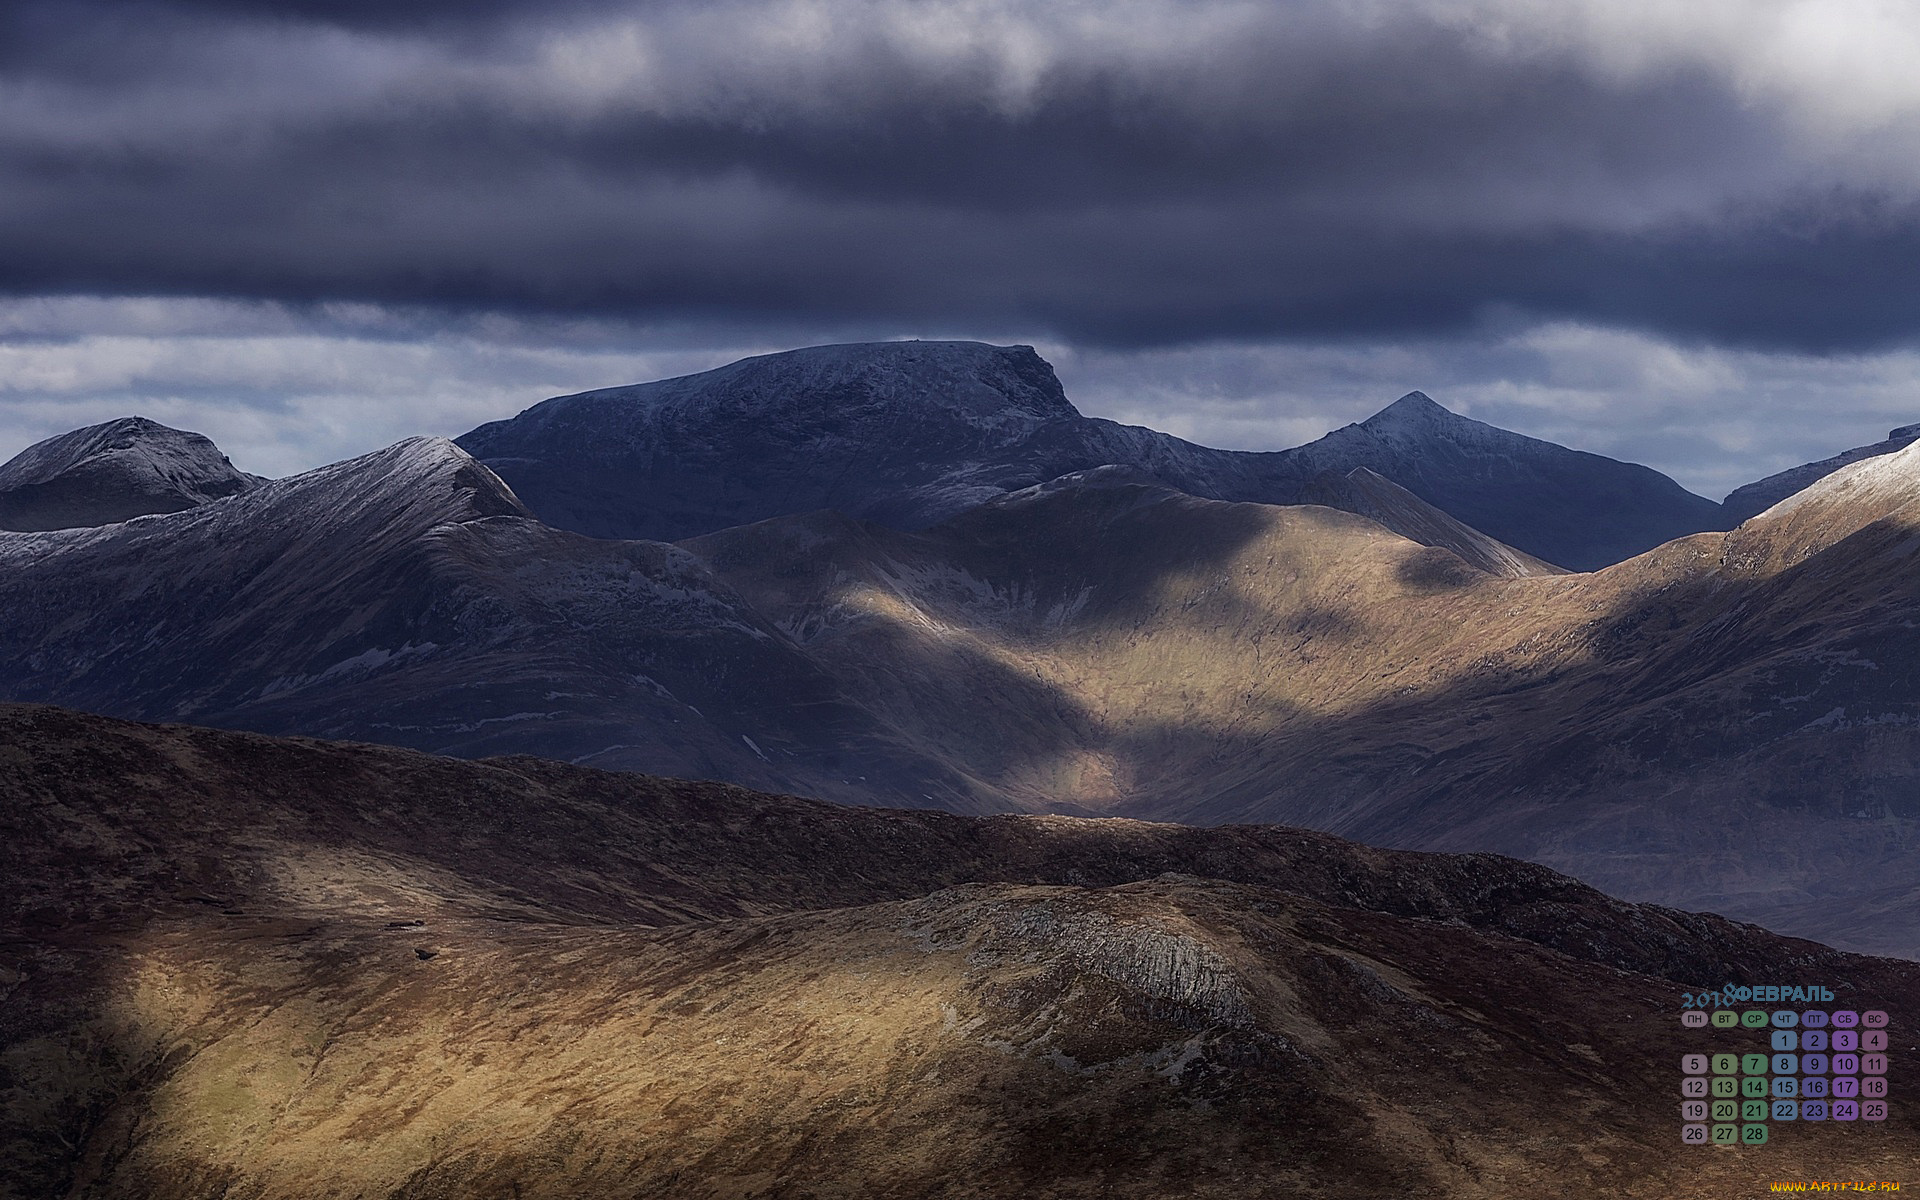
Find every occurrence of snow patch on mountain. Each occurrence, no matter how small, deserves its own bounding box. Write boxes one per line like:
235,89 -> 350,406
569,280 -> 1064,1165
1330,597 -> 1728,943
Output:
0,416 -> 265,531
1759,437 -> 1920,524
1725,422 -> 1920,524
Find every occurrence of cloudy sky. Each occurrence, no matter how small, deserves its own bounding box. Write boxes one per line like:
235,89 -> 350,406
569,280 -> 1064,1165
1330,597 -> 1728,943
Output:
7,0 -> 1920,497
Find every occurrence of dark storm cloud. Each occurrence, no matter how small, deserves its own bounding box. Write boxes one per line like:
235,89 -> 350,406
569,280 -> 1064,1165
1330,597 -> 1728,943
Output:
3,0 -> 1919,351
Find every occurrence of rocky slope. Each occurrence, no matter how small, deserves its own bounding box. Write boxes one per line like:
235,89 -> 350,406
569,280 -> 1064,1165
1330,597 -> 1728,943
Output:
4,705 -> 1915,1200
456,341 -> 1718,569
0,416 -> 263,531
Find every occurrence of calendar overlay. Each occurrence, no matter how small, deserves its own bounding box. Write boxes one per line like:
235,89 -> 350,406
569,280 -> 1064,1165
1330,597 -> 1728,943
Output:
1680,986 -> 1890,1146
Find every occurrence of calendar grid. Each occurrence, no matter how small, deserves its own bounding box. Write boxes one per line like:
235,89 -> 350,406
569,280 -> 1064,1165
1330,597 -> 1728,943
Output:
1680,1003 -> 1890,1145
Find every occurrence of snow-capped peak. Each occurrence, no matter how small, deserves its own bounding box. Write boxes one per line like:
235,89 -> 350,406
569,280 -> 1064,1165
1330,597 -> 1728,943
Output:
0,415 -> 265,532
1366,391 -> 1450,425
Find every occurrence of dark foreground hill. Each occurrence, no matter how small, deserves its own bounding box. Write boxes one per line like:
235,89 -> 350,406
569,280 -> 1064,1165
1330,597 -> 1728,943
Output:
3,704 -> 1915,1199
456,340 -> 1717,570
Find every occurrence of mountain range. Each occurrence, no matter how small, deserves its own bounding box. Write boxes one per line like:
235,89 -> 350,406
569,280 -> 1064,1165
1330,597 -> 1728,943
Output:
5,342 -> 1920,961
455,341 -> 1713,571
6,704 -> 1915,1199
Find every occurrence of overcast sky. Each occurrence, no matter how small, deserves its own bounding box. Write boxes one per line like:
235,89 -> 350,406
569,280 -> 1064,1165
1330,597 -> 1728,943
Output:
7,0 -> 1920,497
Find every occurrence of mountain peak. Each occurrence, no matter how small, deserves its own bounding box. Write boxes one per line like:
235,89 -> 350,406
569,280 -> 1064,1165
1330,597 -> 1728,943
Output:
455,347 -> 1723,570
1369,390 -> 1450,423
1349,389 -> 1520,454
1353,391 -> 1493,446
0,415 -> 264,532
287,437 -> 531,524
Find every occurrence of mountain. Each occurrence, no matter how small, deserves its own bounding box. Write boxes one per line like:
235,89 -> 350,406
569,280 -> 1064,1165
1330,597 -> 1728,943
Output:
0,436 -> 1001,810
1722,420 -> 1920,523
683,457 -> 1920,957
456,341 -> 1719,570
6,704 -> 1916,1199
455,341 -> 1084,540
0,416 -> 263,531
1277,392 -> 1725,570
8,432 -> 1920,954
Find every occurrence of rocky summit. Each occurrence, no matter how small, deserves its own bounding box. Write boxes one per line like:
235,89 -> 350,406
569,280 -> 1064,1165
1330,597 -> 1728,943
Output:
0,416 -> 264,532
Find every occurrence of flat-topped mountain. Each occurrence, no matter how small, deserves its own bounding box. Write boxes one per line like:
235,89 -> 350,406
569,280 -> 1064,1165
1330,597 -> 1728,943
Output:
4,705 -> 1914,1199
457,341 -> 1085,540
0,416 -> 263,531
457,341 -> 1720,570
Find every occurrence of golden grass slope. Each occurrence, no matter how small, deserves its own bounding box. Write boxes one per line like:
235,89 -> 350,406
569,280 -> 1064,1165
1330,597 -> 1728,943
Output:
4,706 -> 1918,1199
688,455 -> 1920,956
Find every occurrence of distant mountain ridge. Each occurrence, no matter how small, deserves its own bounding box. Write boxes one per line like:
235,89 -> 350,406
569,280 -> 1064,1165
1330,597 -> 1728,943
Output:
0,416 -> 264,531
1723,421 -> 1920,523
456,340 -> 1720,570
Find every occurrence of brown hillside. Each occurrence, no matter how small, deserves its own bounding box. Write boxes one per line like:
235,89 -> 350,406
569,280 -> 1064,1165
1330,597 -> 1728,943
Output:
3,705 -> 1916,1199
689,457 -> 1920,956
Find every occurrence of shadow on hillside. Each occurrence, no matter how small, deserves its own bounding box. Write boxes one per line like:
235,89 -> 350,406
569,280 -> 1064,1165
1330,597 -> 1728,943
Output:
708,493 -> 1920,959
